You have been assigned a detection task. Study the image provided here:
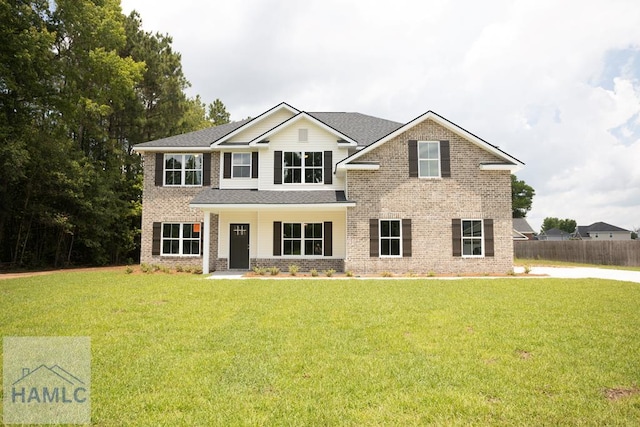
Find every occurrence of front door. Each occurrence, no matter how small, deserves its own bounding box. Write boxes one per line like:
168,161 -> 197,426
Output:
229,224 -> 250,269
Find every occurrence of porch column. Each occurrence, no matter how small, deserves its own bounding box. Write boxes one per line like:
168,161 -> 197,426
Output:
203,211 -> 210,274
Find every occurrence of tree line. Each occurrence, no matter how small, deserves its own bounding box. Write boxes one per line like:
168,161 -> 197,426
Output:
0,0 -> 229,268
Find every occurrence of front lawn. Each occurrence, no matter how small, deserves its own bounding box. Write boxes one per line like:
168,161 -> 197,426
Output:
2,271 -> 640,425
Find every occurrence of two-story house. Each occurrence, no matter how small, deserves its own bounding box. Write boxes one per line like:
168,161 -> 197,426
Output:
133,102 -> 523,274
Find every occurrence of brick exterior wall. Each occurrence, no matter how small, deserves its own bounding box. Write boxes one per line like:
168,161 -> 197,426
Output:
345,119 -> 514,275
248,258 -> 344,272
139,152 -> 219,270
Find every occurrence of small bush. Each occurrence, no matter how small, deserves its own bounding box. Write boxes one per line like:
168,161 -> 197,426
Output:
381,271 -> 393,277
427,271 -> 436,277
151,264 -> 161,272
159,265 -> 172,274
125,266 -> 134,274
310,268 -> 319,277
324,269 -> 335,277
175,265 -> 184,273
288,264 -> 299,276
268,266 -> 280,276
253,266 -> 266,276
345,270 -> 354,277
192,267 -> 203,274
524,265 -> 532,274
140,263 -> 151,273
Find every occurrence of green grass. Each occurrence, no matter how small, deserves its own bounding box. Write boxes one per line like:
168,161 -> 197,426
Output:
2,271 -> 640,425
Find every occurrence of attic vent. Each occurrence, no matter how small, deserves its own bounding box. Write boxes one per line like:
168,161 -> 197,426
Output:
298,128 -> 308,142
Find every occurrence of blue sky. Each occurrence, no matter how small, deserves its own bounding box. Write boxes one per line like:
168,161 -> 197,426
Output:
121,0 -> 640,233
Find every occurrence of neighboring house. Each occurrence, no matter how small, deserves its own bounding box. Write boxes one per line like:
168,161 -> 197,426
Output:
538,228 -> 571,241
513,218 -> 535,240
573,222 -> 632,240
133,102 -> 524,274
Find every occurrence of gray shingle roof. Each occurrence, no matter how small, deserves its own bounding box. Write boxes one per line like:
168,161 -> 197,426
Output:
190,189 -> 352,205
308,112 -> 403,147
512,218 -> 534,234
133,119 -> 250,148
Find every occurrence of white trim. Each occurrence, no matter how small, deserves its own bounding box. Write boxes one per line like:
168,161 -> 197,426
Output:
231,152 -> 252,179
339,163 -> 380,171
379,219 -> 402,258
418,141 -> 441,179
479,163 -> 521,171
280,222 -> 323,257
211,102 -> 300,146
282,151 -> 324,184
248,112 -> 358,146
163,153 -> 203,187
160,222 -> 202,257
338,110 -> 524,168
461,219 -> 485,258
203,213 -> 210,274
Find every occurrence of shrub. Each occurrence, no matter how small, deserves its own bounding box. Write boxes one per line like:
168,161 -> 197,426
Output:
310,268 -> 319,277
151,264 -> 161,272
140,263 -> 151,273
288,264 -> 299,276
324,269 -> 335,277
125,266 -> 134,274
427,271 -> 436,277
175,265 -> 184,273
253,266 -> 266,276
524,265 -> 532,274
381,271 -> 393,277
345,270 -> 353,277
268,266 -> 280,276
192,267 -> 203,274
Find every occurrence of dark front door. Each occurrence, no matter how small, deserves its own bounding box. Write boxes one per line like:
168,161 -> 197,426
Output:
229,224 -> 250,269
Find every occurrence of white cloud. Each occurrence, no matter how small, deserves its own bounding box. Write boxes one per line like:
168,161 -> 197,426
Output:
121,0 -> 640,231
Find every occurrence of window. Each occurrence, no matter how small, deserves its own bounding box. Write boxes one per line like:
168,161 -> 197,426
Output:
462,220 -> 483,256
232,153 -> 251,178
162,223 -> 201,256
282,223 -> 323,256
283,151 -> 323,183
380,219 -> 401,257
164,154 -> 202,186
418,141 -> 440,178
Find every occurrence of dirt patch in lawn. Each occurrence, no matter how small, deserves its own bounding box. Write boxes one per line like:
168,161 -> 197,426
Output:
604,386 -> 640,401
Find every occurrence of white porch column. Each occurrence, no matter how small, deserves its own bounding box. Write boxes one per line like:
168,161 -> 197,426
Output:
203,211 -> 211,274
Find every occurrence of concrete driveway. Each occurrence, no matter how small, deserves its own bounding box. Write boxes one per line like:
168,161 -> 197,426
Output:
515,266 -> 640,283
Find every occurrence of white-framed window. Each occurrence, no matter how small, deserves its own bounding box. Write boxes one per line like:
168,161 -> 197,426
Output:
282,223 -> 323,256
162,223 -> 201,256
462,220 -> 483,257
283,151 -> 323,183
379,219 -> 402,257
164,154 -> 202,186
232,153 -> 251,178
418,141 -> 440,178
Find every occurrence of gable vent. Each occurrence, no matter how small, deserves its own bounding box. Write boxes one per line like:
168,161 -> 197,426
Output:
298,128 -> 308,142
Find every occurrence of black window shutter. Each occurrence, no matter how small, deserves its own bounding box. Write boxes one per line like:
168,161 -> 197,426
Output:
251,152 -> 259,179
155,153 -> 164,186
223,153 -> 232,179
152,222 -> 161,255
274,151 -> 282,184
324,221 -> 333,256
203,153 -> 211,186
452,219 -> 462,257
402,219 -> 412,257
408,140 -> 418,177
440,140 -> 451,178
273,221 -> 282,256
369,219 -> 379,257
324,151 -> 332,184
484,219 -> 494,257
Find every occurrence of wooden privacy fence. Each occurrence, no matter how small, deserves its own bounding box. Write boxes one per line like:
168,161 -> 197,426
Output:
514,240 -> 640,266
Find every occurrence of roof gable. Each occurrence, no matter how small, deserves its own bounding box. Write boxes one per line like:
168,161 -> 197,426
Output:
214,102 -> 299,146
339,110 -> 523,169
246,112 -> 359,146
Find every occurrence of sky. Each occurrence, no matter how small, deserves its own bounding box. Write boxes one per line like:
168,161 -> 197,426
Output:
120,0 -> 640,233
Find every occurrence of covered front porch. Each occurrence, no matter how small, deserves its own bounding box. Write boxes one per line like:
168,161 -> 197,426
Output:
190,189 -> 354,273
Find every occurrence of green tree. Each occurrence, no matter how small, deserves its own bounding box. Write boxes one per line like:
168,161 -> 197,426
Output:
541,217 -> 577,234
207,98 -> 231,126
511,175 -> 535,218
